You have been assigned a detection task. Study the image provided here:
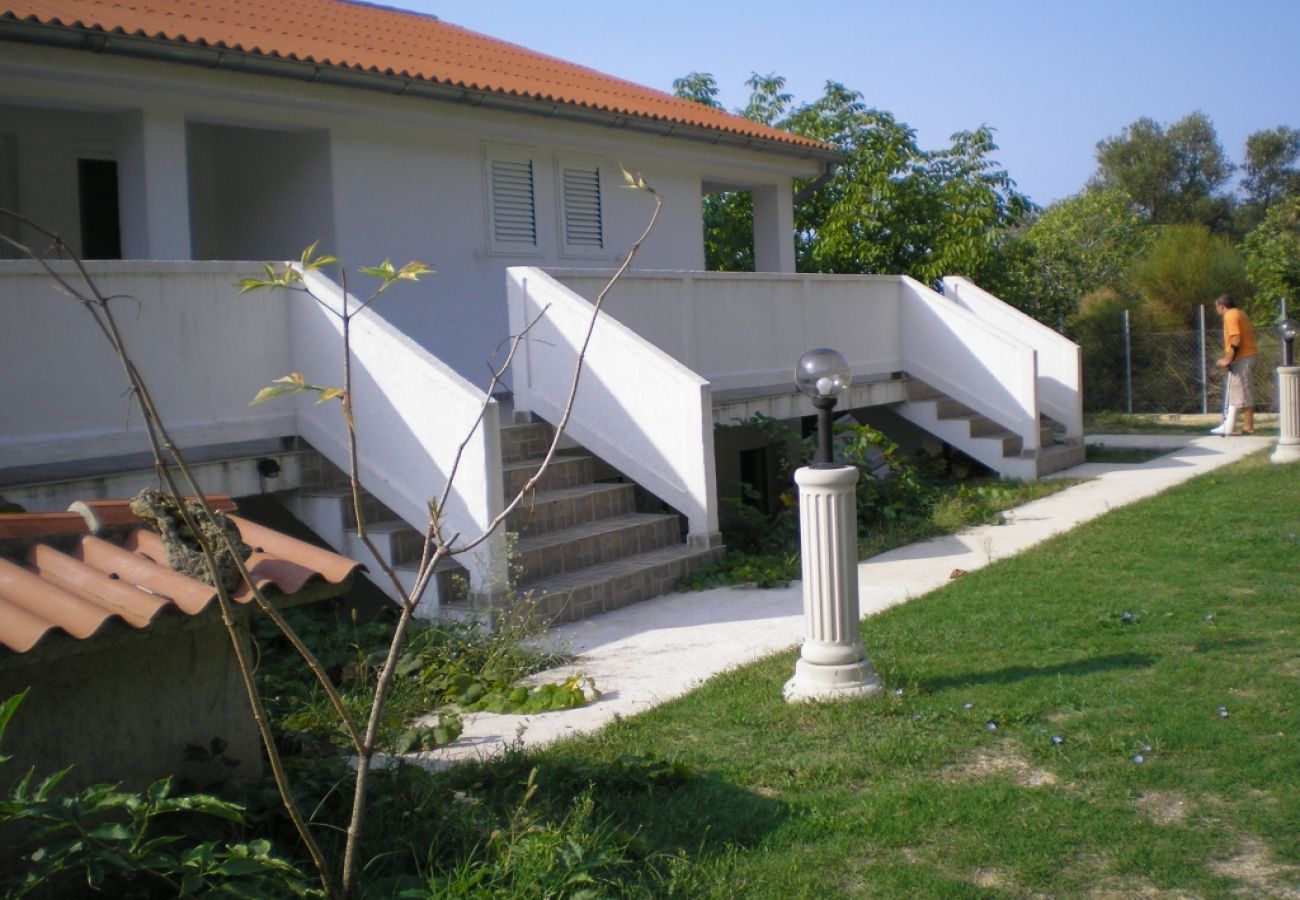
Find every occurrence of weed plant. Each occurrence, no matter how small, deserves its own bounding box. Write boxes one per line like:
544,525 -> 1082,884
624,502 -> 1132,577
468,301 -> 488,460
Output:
254,602 -> 585,756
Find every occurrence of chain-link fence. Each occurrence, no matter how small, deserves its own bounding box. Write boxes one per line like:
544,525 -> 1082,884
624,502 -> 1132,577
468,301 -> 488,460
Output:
1079,308 -> 1286,414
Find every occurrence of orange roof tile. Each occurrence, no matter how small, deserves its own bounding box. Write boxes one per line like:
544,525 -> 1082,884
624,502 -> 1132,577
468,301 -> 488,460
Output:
0,496 -> 362,653
0,0 -> 834,159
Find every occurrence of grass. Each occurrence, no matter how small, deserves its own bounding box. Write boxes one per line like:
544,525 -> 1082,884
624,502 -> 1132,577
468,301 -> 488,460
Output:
427,452 -> 1300,896
1086,411 -> 1279,435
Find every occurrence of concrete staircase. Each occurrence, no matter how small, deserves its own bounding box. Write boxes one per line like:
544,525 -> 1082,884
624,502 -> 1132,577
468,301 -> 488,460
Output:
495,420 -> 722,623
295,420 -> 722,623
899,380 -> 1085,479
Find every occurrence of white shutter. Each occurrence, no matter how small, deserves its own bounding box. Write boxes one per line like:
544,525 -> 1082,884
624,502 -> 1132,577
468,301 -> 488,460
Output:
561,164 -> 603,252
488,156 -> 536,252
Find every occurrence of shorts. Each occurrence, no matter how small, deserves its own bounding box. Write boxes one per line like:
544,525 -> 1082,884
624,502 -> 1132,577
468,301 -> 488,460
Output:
1227,355 -> 1257,407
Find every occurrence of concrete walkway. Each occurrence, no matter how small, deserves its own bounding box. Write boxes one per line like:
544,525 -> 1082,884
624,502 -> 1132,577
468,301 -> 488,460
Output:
426,434 -> 1276,766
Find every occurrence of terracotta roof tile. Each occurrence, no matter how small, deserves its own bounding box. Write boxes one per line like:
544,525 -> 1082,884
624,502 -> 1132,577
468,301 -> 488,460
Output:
0,0 -> 830,156
0,496 -> 363,653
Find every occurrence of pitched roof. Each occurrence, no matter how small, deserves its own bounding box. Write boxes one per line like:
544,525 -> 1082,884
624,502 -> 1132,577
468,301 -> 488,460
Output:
0,0 -> 835,160
0,497 -> 362,654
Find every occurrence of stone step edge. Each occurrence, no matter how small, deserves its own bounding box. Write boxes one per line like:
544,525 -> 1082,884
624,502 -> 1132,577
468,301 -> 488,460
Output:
512,511 -> 679,555
515,542 -> 718,598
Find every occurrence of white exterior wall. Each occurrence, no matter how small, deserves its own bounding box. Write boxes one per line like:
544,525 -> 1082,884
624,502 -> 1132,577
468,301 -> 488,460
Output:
548,271 -> 906,391
0,42 -> 819,386
0,104 -> 121,257
0,261 -> 295,468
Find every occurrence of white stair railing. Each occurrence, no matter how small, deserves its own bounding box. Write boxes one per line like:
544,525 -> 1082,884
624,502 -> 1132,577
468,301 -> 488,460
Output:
507,268 -> 720,548
899,277 -> 1041,456
942,276 -> 1082,439
291,270 -> 506,607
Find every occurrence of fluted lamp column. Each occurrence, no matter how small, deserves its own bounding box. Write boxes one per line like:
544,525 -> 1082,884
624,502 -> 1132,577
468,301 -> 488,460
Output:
1273,319 -> 1299,465
785,349 -> 882,703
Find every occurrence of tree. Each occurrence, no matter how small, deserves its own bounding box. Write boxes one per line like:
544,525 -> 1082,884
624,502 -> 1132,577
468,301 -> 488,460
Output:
1127,223 -> 1249,326
994,188 -> 1149,327
1092,112 -> 1234,229
671,71 -> 722,109
1240,126 -> 1300,227
677,73 -> 1032,283
1242,195 -> 1300,315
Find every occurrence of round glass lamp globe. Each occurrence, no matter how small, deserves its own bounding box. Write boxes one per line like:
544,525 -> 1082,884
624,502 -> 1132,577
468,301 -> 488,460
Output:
795,348 -> 852,400
1279,319 -> 1298,341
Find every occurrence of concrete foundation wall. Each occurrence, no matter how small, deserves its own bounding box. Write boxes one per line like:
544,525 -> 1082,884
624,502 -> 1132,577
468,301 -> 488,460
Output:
0,611 -> 262,795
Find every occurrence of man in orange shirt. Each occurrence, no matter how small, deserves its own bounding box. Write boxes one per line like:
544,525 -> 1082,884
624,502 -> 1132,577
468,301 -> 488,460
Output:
1211,294 -> 1259,435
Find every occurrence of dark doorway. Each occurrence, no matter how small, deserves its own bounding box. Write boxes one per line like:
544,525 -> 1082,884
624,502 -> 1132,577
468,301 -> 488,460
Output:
738,445 -> 772,513
77,158 -> 121,259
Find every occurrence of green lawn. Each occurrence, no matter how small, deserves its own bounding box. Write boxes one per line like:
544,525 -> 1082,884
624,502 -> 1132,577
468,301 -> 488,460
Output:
428,452 -> 1300,897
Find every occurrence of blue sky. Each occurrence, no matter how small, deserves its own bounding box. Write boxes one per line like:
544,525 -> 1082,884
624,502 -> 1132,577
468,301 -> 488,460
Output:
401,1 -> 1298,208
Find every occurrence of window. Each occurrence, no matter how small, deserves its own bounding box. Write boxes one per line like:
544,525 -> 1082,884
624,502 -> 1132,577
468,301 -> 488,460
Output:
485,145 -> 538,254
558,157 -> 603,256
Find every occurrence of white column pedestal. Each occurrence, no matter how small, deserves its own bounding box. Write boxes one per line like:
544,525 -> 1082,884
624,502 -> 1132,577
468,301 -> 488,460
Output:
784,465 -> 882,703
1273,367 -> 1300,464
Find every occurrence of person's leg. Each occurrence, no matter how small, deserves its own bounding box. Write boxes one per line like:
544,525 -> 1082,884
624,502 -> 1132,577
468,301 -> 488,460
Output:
1238,356 -> 1258,433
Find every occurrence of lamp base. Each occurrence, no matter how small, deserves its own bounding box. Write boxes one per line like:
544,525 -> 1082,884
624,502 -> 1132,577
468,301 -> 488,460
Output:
783,657 -> 883,703
1271,439 -> 1300,464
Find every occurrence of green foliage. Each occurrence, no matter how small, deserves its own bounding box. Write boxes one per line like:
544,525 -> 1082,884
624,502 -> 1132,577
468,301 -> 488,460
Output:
1240,126 -> 1300,225
671,71 -> 722,108
682,414 -> 1068,591
675,74 -> 1032,283
250,371 -> 344,406
995,188 -> 1150,327
1242,195 -> 1300,312
0,692 -> 317,898
256,605 -> 590,755
1093,112 -> 1235,229
1128,223 -> 1249,325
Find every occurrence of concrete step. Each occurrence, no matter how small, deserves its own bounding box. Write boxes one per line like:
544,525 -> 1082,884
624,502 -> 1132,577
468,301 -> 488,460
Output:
350,517 -> 426,566
501,454 -> 594,499
514,512 -> 681,582
505,481 -> 637,538
302,485 -> 400,530
499,421 -> 554,465
1036,440 -> 1087,477
518,542 -> 723,625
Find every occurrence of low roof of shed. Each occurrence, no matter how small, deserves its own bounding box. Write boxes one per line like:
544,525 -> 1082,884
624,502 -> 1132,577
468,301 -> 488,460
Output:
0,496 -> 361,654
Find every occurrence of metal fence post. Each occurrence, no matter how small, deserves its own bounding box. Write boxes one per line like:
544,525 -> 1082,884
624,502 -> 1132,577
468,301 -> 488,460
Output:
1123,308 -> 1133,414
1198,304 -> 1208,414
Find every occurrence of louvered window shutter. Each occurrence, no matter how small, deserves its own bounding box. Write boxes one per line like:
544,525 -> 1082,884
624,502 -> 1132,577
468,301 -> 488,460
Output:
489,158 -> 536,250
561,165 -> 603,252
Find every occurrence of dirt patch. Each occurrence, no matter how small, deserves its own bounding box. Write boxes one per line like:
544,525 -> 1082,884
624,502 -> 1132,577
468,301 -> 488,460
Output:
1133,790 -> 1190,825
940,745 -> 1059,788
971,866 -> 1011,889
1209,836 -> 1300,898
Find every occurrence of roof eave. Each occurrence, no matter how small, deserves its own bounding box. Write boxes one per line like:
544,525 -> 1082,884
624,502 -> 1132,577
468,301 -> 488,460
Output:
0,18 -> 845,165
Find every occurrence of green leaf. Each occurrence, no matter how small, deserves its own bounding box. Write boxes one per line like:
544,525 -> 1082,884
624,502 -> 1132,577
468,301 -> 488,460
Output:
87,822 -> 133,842
0,690 -> 29,756
249,384 -> 300,405
396,261 -> 434,281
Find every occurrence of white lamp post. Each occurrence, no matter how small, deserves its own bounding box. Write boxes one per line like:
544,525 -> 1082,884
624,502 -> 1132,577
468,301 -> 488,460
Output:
784,349 -> 882,703
1273,319 -> 1299,465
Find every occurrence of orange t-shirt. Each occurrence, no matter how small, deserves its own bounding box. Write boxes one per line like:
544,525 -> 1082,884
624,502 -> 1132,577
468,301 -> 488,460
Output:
1223,308 -> 1258,358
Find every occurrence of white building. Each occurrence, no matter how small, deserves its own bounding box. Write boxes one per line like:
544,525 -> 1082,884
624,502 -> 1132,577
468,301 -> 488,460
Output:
0,0 -> 1082,619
